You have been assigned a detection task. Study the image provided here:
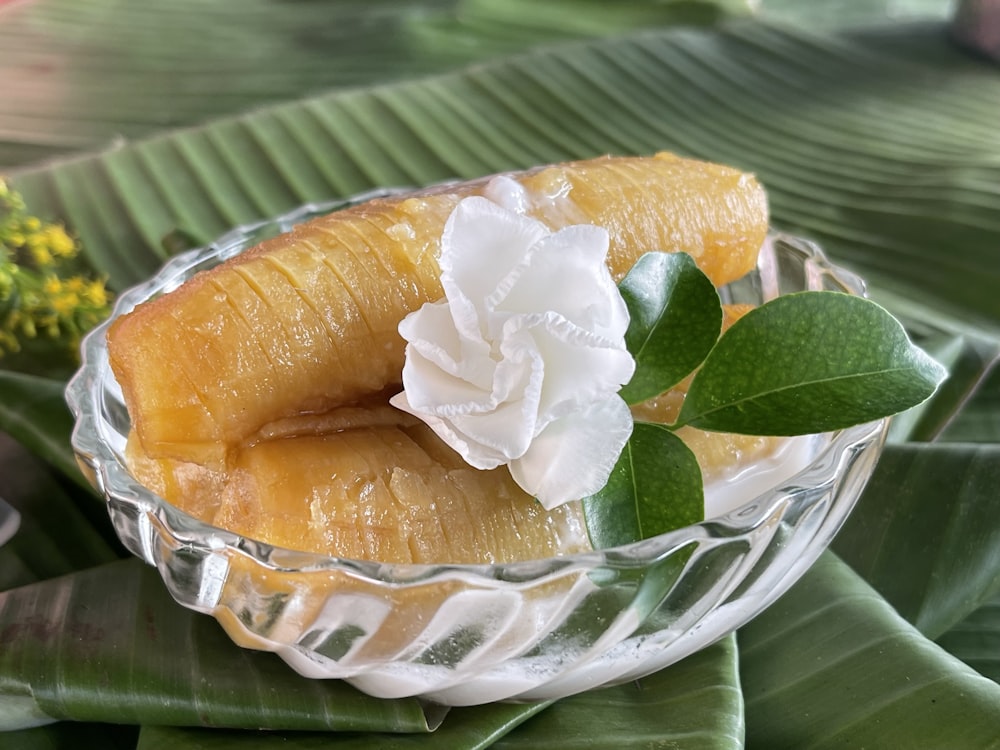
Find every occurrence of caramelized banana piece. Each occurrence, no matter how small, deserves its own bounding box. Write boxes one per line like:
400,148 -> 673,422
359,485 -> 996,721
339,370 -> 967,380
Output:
109,152 -> 767,469
128,421 -> 590,564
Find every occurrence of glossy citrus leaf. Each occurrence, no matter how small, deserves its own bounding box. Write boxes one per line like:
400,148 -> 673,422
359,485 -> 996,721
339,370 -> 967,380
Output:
618,252 -> 722,405
677,293 -> 946,435
582,422 -> 703,548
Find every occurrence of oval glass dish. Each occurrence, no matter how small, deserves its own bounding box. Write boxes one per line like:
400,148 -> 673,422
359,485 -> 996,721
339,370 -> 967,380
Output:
66,195 -> 887,706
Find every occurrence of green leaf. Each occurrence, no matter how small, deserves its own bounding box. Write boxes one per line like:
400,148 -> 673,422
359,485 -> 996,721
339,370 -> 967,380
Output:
417,0 -> 752,42
0,0 -> 753,170
833,442 -> 1000,639
0,0 -> 454,169
885,328 -> 1000,442
0,434 -> 120,592
677,292 -> 947,435
740,553 -> 1000,748
0,372 -> 85,489
582,422 -> 703,548
940,363 -> 1000,443
937,590 -> 1000,685
491,635 -> 743,750
762,0 -> 952,28
618,252 -> 723,405
136,701 -> 549,750
133,636 -> 742,749
10,21 -> 1000,334
0,560 -> 432,733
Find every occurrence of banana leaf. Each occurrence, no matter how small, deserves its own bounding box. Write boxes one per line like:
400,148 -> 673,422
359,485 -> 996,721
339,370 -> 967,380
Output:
9,0 -> 951,172
761,0 -> 951,28
833,443 -> 1000,639
937,589 -> 1000,685
131,637 -> 741,748
740,553 -> 1000,748
3,1 -> 1000,748
3,436 -> 1000,744
0,0 -> 754,170
0,560 -> 434,733
10,22 -> 1000,345
0,556 -> 742,746
0,372 -> 87,488
940,364 -> 1000,443
490,636 -> 743,749
133,699 -> 549,750
0,0 -> 953,172
883,328 -> 1000,442
0,435 -> 120,592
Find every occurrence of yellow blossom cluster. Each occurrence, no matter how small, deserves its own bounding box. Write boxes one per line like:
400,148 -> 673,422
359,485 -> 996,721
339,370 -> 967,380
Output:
1,177 -> 113,361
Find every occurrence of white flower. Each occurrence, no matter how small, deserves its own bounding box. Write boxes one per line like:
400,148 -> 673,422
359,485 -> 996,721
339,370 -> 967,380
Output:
390,192 -> 635,509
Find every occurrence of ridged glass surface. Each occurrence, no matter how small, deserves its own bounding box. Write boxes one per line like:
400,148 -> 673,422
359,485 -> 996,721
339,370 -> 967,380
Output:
66,197 -> 887,705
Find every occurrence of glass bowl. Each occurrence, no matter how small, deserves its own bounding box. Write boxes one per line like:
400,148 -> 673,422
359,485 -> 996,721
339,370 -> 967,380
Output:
66,195 -> 887,706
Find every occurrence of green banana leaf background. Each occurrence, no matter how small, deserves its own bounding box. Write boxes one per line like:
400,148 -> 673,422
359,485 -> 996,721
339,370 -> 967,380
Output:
2,0 -> 1000,747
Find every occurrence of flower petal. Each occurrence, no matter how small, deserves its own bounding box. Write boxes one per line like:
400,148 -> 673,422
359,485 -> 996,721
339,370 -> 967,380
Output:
400,300 -> 493,391
500,313 -> 635,420
510,396 -> 634,509
440,196 -> 549,312
448,396 -> 538,462
399,346 -> 492,414
394,194 -> 637,507
390,391 -> 508,470
490,224 -> 629,341
482,175 -> 531,214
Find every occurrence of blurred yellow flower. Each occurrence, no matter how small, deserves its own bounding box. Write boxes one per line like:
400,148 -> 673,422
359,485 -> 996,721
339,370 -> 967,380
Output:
0,177 -> 113,362
83,279 -> 108,308
47,226 -> 77,258
30,244 -> 54,268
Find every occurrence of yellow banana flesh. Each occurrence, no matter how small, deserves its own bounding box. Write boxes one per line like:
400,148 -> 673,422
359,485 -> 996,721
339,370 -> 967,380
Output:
112,152 -> 771,564
109,152 -> 767,468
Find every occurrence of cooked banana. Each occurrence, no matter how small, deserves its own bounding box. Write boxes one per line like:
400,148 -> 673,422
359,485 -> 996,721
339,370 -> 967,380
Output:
109,153 -> 767,469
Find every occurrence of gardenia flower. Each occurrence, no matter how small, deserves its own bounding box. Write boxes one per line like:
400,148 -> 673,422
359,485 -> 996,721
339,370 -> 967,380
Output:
390,191 -> 636,509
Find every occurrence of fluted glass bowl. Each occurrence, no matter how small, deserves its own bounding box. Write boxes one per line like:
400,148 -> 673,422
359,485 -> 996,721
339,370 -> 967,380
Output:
66,195 -> 887,706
